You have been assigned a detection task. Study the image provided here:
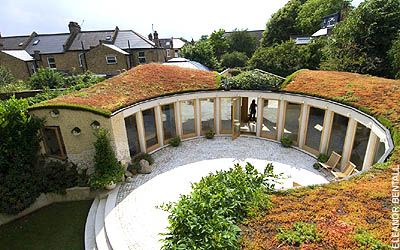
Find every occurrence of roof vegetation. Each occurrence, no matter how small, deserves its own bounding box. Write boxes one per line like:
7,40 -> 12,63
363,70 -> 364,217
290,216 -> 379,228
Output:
30,64 -> 219,115
242,69 -> 400,249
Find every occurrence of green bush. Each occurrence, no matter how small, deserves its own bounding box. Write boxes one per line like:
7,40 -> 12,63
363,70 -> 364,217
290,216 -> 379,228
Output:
222,70 -> 283,90
277,222 -> 320,246
29,68 -> 65,89
0,80 -> 30,93
221,51 -> 248,69
313,162 -> 321,170
317,154 -> 328,163
0,66 -> 15,87
161,162 -> 279,250
205,129 -> 215,139
169,136 -> 181,147
281,136 -> 293,148
354,229 -> 391,250
131,152 -> 154,165
89,128 -> 124,188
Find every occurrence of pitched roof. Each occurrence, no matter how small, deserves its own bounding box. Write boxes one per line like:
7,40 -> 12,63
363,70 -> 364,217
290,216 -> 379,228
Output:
68,30 -> 114,50
33,64 -> 219,114
1,50 -> 34,61
0,36 -> 30,50
113,30 -> 155,49
25,33 -> 69,54
103,44 -> 129,55
159,38 -> 187,49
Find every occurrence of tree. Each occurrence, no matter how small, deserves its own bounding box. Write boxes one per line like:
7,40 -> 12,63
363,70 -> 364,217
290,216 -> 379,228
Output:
221,52 -> 248,68
322,0 -> 400,78
0,66 -> 15,86
209,29 -> 230,60
227,29 -> 258,57
180,40 -> 219,70
29,68 -> 65,89
262,0 -> 306,47
389,34 -> 400,79
296,0 -> 352,35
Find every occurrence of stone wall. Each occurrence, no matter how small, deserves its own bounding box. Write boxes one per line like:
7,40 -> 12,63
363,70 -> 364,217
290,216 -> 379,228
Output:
86,45 -> 129,75
36,52 -> 83,73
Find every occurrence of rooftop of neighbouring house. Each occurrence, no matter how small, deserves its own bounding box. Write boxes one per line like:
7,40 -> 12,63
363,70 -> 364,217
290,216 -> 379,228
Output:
283,69 -> 400,128
30,64 -> 219,115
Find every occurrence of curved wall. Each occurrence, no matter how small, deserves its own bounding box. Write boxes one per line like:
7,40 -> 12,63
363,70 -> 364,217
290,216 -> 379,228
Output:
113,90 -> 394,172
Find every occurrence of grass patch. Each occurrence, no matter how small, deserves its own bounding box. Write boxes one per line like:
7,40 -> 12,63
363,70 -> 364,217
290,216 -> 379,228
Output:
0,200 -> 92,250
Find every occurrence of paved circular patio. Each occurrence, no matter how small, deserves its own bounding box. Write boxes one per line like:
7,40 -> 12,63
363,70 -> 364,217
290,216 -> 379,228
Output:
113,136 -> 329,250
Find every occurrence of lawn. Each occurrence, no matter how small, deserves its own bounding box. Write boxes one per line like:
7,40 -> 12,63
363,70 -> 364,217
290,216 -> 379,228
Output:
0,200 -> 92,250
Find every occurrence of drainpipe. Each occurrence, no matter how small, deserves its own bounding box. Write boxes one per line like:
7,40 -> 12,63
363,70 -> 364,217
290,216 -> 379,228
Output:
81,41 -> 88,72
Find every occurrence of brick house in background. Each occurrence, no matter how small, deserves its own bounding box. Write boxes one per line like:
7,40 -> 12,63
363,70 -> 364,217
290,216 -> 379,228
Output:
159,37 -> 188,61
0,50 -> 36,79
0,22 -> 165,80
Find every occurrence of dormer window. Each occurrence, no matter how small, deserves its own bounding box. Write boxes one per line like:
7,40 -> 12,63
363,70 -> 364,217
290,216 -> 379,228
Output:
33,40 -> 40,45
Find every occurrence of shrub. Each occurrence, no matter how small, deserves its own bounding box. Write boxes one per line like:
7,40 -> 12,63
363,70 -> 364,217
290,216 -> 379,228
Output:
221,70 -> 283,90
277,222 -> 320,246
317,154 -> 328,163
313,162 -> 321,170
0,66 -> 15,87
205,129 -> 215,139
161,162 -> 279,249
89,128 -> 124,188
131,152 -> 154,165
169,136 -> 181,147
221,51 -> 248,68
281,136 -> 293,148
0,81 -> 30,93
29,68 -> 65,89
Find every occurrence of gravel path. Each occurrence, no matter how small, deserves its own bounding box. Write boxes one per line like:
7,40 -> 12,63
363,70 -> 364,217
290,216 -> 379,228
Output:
114,136 -> 329,250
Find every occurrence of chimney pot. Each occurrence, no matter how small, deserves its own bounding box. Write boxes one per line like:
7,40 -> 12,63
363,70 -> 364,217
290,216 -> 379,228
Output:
68,21 -> 81,34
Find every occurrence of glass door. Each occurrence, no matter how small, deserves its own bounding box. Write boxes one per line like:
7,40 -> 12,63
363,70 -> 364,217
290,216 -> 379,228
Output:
232,98 -> 241,139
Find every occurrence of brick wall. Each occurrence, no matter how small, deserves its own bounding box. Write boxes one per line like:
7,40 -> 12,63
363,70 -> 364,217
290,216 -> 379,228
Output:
0,52 -> 34,80
37,52 -> 83,74
85,45 -> 129,75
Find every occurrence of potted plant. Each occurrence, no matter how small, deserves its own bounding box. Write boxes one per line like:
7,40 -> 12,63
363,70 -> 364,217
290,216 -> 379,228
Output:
205,129 -> 215,139
281,135 -> 293,148
89,128 -> 124,190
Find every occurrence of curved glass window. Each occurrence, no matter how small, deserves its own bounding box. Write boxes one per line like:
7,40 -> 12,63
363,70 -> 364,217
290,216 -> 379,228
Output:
283,102 -> 301,144
374,140 -> 386,164
161,104 -> 176,142
142,108 -> 158,149
350,122 -> 370,170
220,98 -> 232,134
327,114 -> 349,156
261,99 -> 279,139
305,107 -> 326,152
124,114 -> 140,157
181,100 -> 196,137
200,98 -> 215,134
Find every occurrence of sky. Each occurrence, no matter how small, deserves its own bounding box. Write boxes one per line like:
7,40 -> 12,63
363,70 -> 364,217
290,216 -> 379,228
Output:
0,0 -> 364,40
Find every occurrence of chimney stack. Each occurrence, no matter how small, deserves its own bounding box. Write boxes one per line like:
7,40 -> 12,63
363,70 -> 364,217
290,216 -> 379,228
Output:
148,33 -> 153,41
68,21 -> 81,34
153,31 -> 160,47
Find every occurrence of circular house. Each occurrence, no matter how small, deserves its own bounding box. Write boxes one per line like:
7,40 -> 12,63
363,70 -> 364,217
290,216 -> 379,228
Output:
28,64 -> 395,249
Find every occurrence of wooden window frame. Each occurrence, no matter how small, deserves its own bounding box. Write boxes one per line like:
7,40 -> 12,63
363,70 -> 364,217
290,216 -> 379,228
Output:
161,103 -> 178,144
199,98 -> 216,136
219,97 -> 233,135
303,106 -> 327,155
42,126 -> 66,159
180,100 -> 197,139
260,98 -> 280,140
281,102 -> 303,146
142,107 -> 160,153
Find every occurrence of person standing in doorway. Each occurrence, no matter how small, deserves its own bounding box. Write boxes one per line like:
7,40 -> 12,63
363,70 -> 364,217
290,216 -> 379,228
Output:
249,99 -> 257,121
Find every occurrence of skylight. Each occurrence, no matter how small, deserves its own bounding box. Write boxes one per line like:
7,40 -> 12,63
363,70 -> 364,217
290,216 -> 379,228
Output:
106,35 -> 112,40
33,40 -> 40,45
18,42 -> 24,46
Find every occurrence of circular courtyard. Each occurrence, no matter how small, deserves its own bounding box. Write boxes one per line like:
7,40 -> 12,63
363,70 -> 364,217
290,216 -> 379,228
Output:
109,136 -> 329,250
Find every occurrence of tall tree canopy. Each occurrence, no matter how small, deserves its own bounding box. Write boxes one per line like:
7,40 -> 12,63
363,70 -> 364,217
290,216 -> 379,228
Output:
322,0 -> 400,77
209,29 -> 230,60
227,29 -> 258,57
296,0 -> 351,34
180,40 -> 219,70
